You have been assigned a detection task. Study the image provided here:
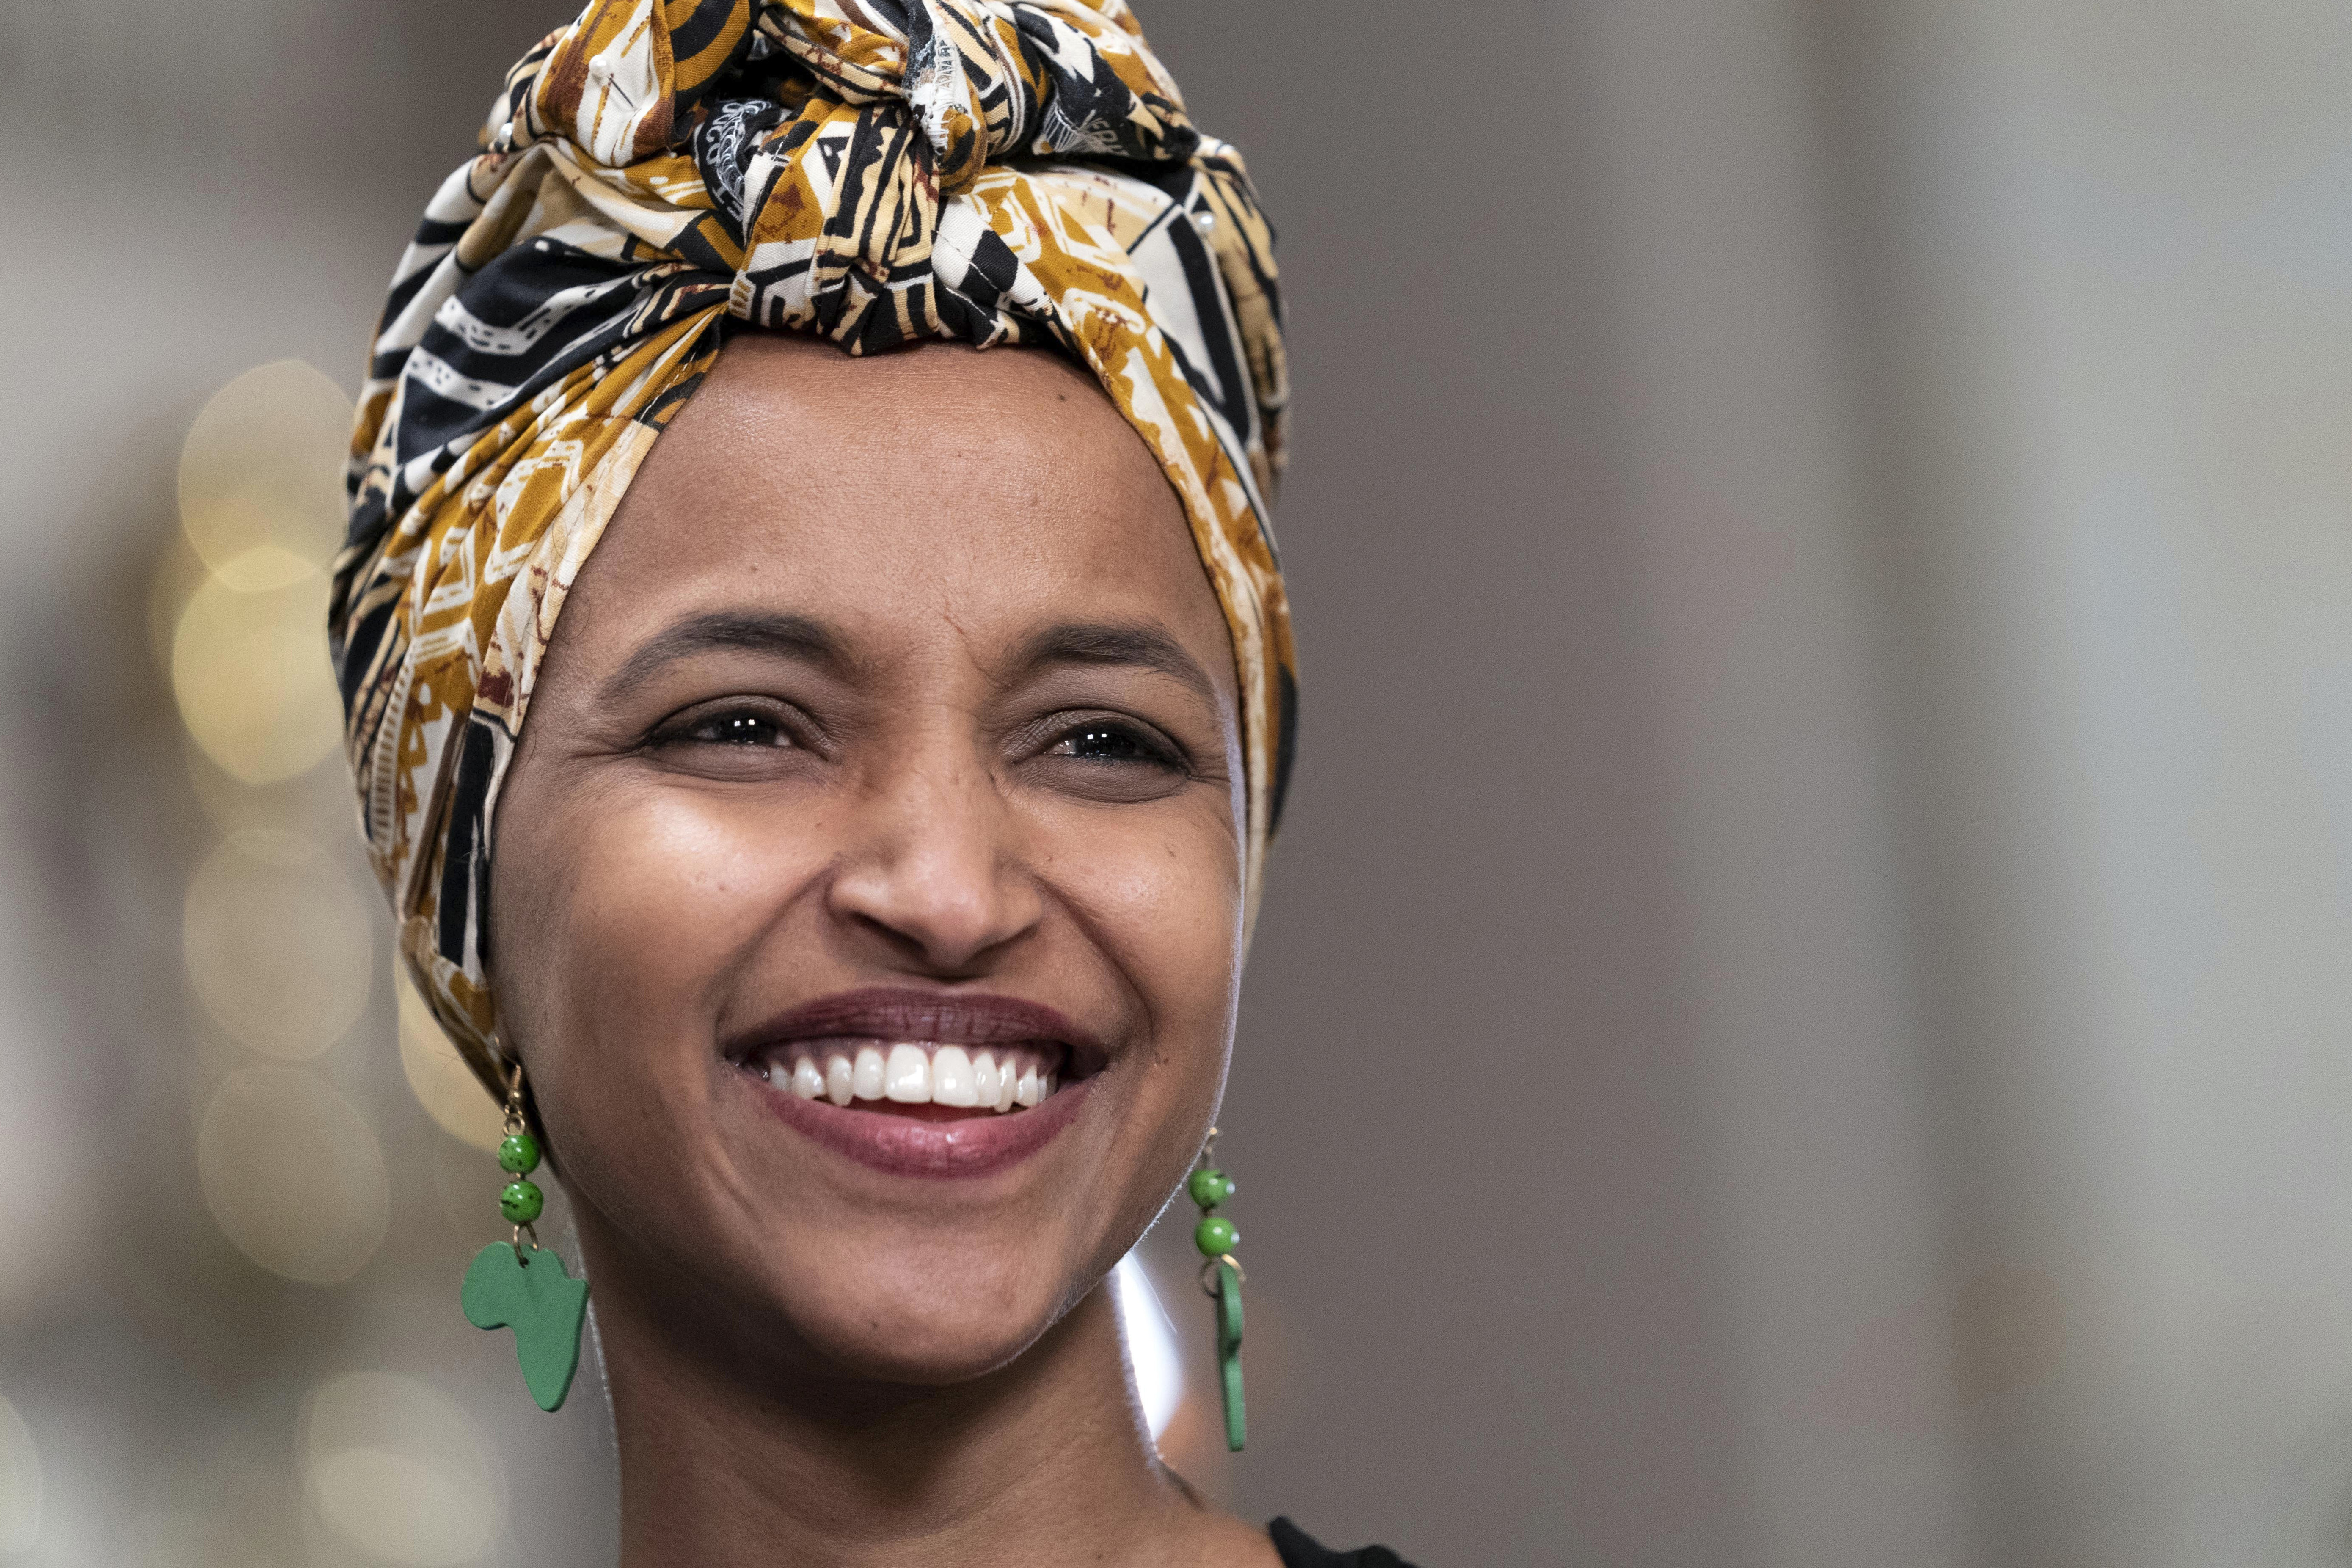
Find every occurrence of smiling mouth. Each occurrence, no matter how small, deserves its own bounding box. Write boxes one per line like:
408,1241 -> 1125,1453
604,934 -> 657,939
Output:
726,989 -> 1101,1178
747,1039 -> 1064,1118
725,987 -> 1099,1124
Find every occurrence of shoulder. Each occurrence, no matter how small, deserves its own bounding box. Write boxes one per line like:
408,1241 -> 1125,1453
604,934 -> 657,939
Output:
1267,1516 -> 1422,1568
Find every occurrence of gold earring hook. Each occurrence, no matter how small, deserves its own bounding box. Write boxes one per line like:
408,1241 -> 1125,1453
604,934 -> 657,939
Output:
501,1055 -> 530,1139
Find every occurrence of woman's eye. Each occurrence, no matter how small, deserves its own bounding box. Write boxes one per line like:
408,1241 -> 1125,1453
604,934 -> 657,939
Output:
1047,722 -> 1179,769
696,712 -> 792,747
1030,717 -> 1192,804
651,704 -> 802,752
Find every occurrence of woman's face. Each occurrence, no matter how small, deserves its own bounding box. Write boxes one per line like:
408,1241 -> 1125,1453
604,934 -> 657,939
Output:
489,334 -> 1245,1386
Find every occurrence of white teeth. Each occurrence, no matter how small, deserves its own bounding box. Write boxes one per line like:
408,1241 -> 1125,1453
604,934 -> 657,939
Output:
932,1045 -> 978,1107
791,1057 -> 824,1100
761,1042 -> 1062,1111
884,1044 -> 931,1103
852,1046 -> 886,1100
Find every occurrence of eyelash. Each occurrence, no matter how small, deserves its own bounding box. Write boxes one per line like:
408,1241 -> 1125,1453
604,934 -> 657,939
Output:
1042,717 -> 1188,774
651,702 -> 804,751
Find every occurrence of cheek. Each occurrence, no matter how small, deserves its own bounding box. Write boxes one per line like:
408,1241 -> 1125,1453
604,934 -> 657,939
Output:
505,783 -> 827,1054
1033,798 -> 1244,1050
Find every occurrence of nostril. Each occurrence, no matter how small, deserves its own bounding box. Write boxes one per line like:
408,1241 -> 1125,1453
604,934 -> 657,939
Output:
845,908 -> 1018,976
829,867 -> 1044,976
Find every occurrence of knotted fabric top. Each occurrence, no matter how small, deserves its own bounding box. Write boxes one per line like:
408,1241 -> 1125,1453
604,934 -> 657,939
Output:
329,0 -> 1294,1100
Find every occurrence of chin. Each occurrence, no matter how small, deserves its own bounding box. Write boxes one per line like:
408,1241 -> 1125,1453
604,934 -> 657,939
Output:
753,1237 -> 1082,1386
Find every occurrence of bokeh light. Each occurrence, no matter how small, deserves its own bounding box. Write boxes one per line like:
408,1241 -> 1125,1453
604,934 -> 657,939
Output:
177,359 -> 352,584
1114,1251 -> 1184,1440
184,830 -> 373,1061
145,530 -> 211,681
0,1394 -> 40,1554
197,1067 -> 388,1285
171,562 -> 344,785
398,973 -> 504,1152
300,1373 -> 502,1568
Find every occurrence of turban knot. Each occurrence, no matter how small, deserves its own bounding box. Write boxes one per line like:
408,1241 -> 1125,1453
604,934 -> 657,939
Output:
493,0 -> 1217,351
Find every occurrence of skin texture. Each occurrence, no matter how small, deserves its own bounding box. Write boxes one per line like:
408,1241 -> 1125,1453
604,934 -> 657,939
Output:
490,334 -> 1281,1568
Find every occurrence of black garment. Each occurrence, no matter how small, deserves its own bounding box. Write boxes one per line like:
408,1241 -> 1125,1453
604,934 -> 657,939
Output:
1269,1516 -> 1418,1568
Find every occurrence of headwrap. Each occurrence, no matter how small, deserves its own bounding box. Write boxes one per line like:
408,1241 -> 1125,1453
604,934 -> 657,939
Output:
329,0 -> 1295,1099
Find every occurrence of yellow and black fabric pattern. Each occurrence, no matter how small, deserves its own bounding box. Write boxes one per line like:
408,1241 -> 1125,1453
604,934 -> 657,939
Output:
329,0 -> 1295,1100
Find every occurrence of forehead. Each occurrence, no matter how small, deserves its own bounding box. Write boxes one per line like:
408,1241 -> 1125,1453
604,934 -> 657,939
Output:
574,334 -> 1226,674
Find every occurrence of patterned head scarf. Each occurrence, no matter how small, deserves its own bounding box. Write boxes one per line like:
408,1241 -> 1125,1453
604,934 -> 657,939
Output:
330,0 -> 1295,1098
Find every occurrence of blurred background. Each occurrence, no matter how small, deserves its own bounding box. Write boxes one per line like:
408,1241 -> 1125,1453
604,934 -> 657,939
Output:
3,0 -> 2350,1563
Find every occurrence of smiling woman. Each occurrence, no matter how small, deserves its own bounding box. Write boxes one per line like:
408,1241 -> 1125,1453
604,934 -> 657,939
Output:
325,0 -> 1406,1564
489,334 -> 1269,1557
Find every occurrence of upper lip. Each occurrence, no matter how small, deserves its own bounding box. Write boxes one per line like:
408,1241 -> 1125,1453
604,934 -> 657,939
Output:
723,987 -> 1107,1075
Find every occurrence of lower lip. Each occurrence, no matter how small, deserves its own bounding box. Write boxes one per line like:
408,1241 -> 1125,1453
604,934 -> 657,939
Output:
744,1071 -> 1093,1179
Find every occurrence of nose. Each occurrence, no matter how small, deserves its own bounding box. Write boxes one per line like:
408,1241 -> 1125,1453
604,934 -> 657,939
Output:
826,745 -> 1044,976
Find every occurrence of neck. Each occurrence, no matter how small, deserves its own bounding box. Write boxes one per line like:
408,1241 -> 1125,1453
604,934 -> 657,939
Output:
580,1218 -> 1206,1568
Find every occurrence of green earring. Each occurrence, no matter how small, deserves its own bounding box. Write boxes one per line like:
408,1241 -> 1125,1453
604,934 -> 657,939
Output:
1188,1127 -> 1245,1452
460,1057 -> 589,1412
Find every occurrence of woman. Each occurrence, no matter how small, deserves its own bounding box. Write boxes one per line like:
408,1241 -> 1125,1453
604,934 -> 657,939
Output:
331,2 -> 1408,1563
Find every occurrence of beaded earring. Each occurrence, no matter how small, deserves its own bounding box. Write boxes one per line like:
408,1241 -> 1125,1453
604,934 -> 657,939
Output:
459,1057 -> 590,1412
1189,1128 -> 1245,1452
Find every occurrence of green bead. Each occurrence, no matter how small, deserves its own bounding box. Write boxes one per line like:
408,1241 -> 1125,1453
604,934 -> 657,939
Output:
499,1180 -> 545,1225
1188,1168 -> 1235,1210
1194,1214 -> 1238,1257
498,1133 -> 541,1175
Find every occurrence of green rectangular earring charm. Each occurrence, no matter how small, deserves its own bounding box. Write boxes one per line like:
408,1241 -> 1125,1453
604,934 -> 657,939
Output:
1190,1127 -> 1246,1451
1214,1258 -> 1245,1452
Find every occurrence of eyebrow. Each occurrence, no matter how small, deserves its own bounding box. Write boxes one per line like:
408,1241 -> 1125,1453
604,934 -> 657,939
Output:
601,611 -> 846,700
1015,621 -> 1220,705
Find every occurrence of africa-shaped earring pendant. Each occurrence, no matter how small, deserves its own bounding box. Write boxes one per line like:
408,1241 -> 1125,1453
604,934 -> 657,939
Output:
1189,1128 -> 1246,1452
460,1056 -> 589,1412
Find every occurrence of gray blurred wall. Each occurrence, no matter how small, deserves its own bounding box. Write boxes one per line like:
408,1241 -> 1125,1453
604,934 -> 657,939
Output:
6,1 -> 2352,1565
